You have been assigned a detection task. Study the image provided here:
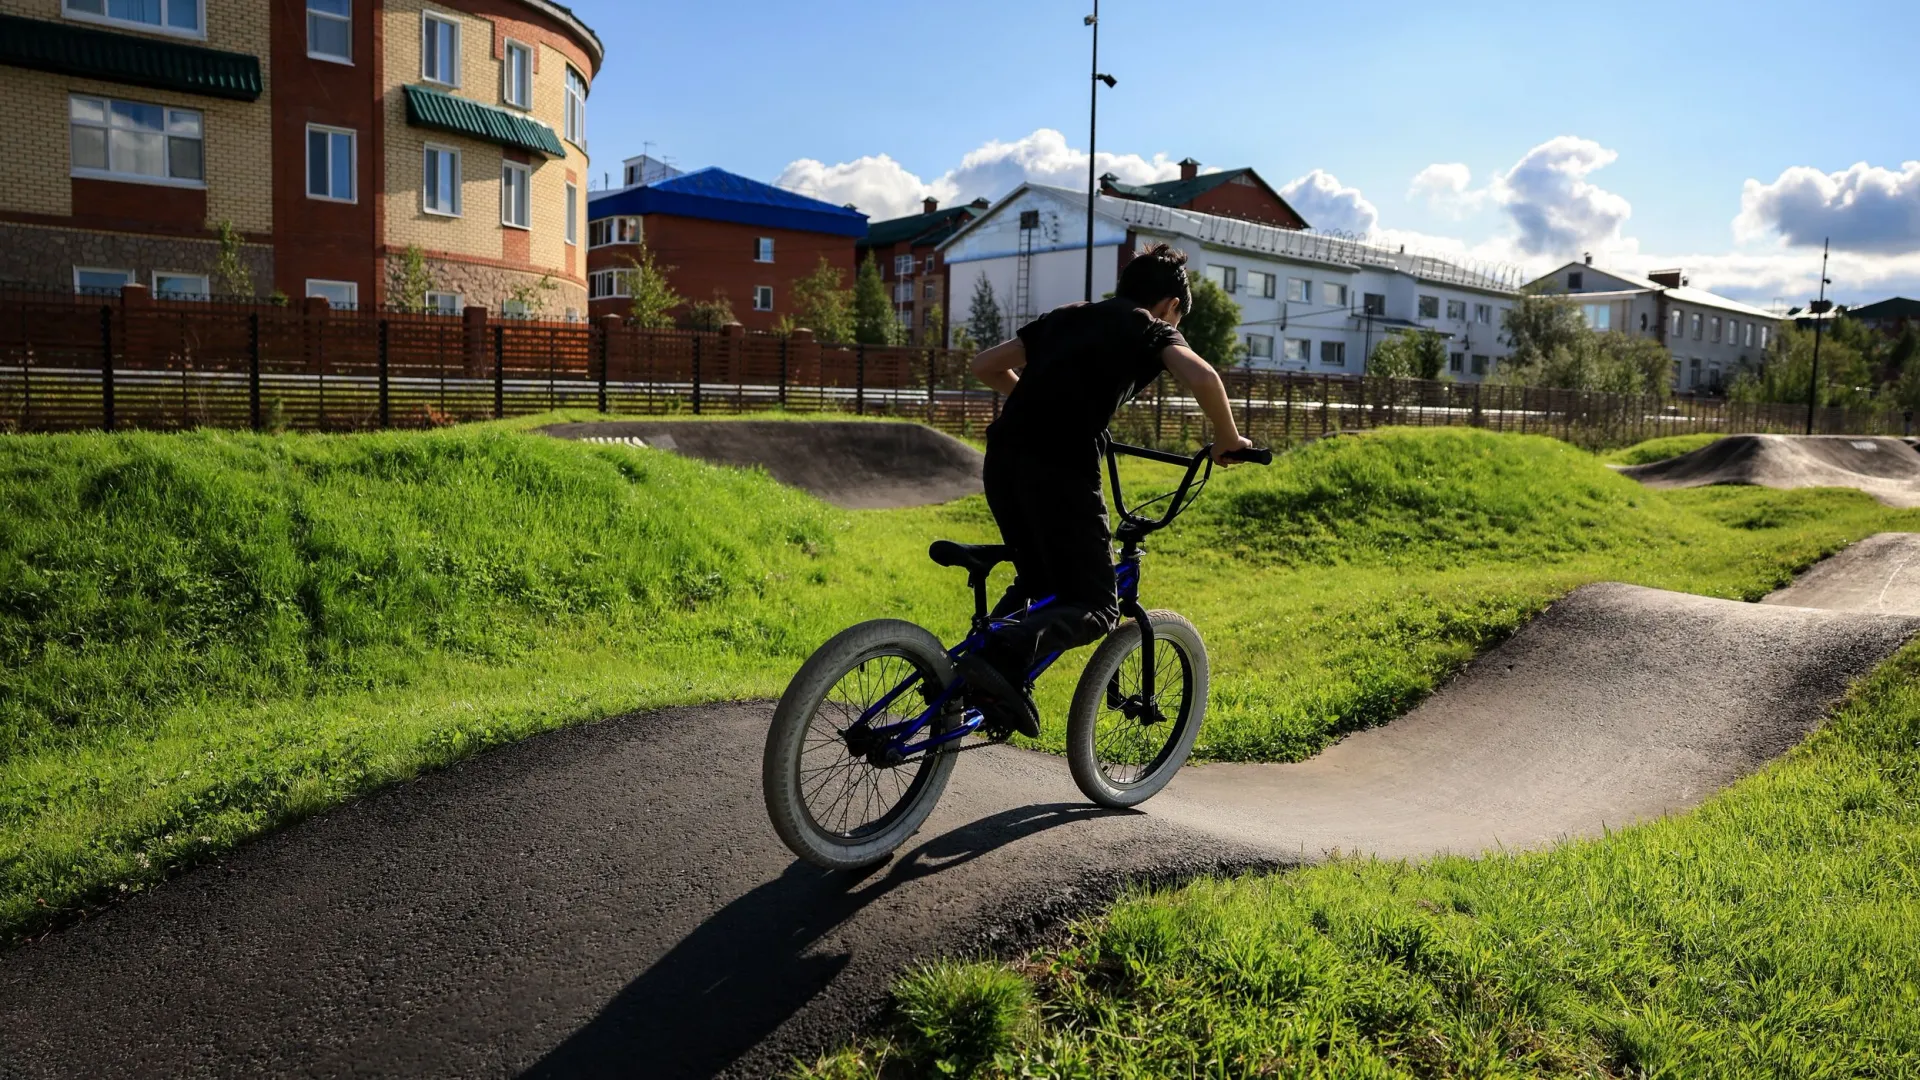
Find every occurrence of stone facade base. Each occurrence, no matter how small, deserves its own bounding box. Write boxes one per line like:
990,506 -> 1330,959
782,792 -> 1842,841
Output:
0,222 -> 273,297
387,252 -> 588,318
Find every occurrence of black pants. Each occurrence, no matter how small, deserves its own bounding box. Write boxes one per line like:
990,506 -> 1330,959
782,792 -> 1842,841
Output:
980,439 -> 1122,680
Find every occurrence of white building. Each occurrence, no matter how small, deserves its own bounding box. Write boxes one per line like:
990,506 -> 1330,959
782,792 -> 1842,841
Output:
937,183 -> 1524,381
1527,258 -> 1778,395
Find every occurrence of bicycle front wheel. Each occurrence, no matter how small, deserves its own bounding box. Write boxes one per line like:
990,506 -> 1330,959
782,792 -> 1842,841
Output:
763,619 -> 959,869
1066,610 -> 1208,808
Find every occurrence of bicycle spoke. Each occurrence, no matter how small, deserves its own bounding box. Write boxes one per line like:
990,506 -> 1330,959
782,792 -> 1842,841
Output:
794,650 -> 940,840
1092,632 -> 1190,785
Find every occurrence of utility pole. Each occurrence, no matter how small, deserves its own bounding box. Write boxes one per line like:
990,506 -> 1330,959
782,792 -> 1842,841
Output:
1084,4 -> 1115,302
1806,238 -> 1832,436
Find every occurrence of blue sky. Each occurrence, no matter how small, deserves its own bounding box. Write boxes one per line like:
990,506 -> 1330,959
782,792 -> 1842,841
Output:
567,0 -> 1920,305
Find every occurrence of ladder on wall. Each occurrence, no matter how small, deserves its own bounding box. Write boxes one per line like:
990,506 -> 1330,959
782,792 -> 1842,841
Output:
1014,208 -> 1039,336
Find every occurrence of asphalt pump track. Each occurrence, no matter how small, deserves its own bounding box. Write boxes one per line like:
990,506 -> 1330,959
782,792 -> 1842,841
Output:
1621,433 -> 1920,507
6,535 -> 1920,1078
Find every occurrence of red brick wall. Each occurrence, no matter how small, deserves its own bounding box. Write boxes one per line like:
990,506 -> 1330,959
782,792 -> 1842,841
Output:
270,0 -> 380,299
69,178 -> 209,234
1189,182 -> 1308,230
588,215 -> 857,330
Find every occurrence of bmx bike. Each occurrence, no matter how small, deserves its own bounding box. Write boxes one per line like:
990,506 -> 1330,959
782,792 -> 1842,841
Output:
762,438 -> 1272,869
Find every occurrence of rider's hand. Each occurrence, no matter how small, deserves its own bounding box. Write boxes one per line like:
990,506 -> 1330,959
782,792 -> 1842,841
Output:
1212,435 -> 1256,466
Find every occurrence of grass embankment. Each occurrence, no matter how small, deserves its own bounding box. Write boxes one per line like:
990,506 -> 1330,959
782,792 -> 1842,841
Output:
1601,432 -> 1723,466
3,422 -> 1912,943
802,643 -> 1920,1078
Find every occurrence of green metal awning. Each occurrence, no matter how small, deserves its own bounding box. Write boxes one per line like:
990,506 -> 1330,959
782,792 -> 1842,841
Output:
0,14 -> 261,101
402,84 -> 566,158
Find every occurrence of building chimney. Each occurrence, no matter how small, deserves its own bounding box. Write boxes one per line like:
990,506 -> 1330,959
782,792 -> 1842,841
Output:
922,197 -> 939,214
1648,268 -> 1683,288
1178,157 -> 1200,182
1583,252 -> 1593,266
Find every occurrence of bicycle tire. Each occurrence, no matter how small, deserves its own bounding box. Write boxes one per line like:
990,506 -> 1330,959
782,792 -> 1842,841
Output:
763,619 -> 959,869
1066,610 -> 1208,808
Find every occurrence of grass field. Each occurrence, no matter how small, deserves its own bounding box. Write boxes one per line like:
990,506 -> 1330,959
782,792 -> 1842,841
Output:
1601,432 -> 1724,466
3,419 -> 1913,946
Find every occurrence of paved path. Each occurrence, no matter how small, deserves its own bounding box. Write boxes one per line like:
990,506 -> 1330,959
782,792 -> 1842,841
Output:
1621,434 -> 1920,506
4,538 -> 1918,1079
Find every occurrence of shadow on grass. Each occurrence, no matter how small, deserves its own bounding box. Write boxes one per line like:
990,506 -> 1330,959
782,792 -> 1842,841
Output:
521,801 -> 1129,1079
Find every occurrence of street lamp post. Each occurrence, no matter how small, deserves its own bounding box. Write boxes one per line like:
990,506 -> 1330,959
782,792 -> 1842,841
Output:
1806,238 -> 1832,436
1084,5 -> 1115,302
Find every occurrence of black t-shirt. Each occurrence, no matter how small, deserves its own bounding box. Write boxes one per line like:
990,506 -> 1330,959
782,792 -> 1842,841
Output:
987,297 -> 1185,451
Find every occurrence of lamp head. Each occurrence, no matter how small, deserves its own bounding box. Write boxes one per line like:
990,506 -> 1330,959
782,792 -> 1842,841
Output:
1096,73 -> 1117,88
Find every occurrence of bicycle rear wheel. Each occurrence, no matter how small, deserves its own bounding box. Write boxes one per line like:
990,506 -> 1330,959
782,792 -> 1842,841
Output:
1066,610 -> 1207,808
763,619 -> 959,869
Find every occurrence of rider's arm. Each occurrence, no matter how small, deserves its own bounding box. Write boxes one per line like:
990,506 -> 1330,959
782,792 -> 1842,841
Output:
970,338 -> 1024,397
1161,344 -> 1254,464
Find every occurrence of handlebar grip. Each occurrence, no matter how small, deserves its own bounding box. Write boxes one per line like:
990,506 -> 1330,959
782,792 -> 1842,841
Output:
1220,446 -> 1274,466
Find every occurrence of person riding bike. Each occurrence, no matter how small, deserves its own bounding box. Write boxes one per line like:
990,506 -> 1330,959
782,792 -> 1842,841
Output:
961,243 -> 1254,738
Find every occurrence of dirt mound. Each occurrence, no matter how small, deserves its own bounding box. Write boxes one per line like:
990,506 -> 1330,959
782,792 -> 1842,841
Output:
1621,434 -> 1920,506
541,419 -> 984,509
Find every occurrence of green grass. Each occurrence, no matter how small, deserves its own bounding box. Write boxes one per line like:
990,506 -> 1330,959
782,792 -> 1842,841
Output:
1603,432 -> 1724,466
799,642 -> 1920,1079
3,421 -> 1914,943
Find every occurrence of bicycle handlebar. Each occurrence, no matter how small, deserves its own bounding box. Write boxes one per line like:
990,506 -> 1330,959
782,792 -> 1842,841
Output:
1105,438 -> 1271,539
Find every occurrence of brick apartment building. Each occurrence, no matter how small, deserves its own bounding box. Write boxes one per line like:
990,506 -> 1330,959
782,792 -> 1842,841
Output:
585,160 -> 866,330
856,196 -> 988,347
1099,158 -> 1307,229
0,0 -> 600,313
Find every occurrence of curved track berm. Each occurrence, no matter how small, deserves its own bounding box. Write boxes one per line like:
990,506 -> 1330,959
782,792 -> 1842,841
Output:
541,419 -> 984,509
5,537 -> 1920,1078
1621,433 -> 1920,506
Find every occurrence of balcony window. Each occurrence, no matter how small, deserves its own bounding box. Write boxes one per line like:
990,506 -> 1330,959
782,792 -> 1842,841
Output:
65,0 -> 200,37
71,95 -> 203,186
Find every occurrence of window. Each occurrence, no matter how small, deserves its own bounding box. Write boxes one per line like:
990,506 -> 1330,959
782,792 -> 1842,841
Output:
305,279 -> 358,308
565,181 -> 578,245
893,282 -> 913,303
924,281 -> 937,299
70,95 -> 203,185
1691,313 -> 1703,340
589,268 -> 631,299
1567,271 -> 1584,291
1285,277 -> 1309,303
896,308 -> 912,329
753,285 -> 773,311
1726,318 -> 1738,346
1283,338 -> 1311,363
755,237 -> 774,262
1758,326 -> 1769,350
1321,341 -> 1347,367
1744,323 -> 1755,347
564,67 -> 587,147
307,0 -> 351,61
1245,334 -> 1273,360
422,12 -> 460,85
153,272 -> 208,299
1640,312 -> 1649,332
1670,309 -> 1684,338
1324,283 -> 1348,307
1689,357 -> 1702,387
589,216 -> 640,247
1449,351 -> 1465,373
1709,316 -> 1722,343
895,254 -> 914,276
1671,360 -> 1681,387
1206,265 -> 1237,292
1363,293 -> 1386,316
501,299 -> 530,319
1417,295 -> 1439,319
924,255 -> 937,274
1471,355 -> 1489,375
422,145 -> 460,215
425,291 -> 462,314
501,161 -> 530,228
1446,299 -> 1467,321
73,267 -> 133,295
306,125 -> 355,201
1474,302 -> 1493,324
503,40 -> 532,109
923,308 -> 937,329
1245,271 -> 1275,299
64,0 -> 199,36
1581,304 -> 1611,331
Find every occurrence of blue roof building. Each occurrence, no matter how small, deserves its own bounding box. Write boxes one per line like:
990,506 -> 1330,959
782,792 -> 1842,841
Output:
587,166 -> 867,238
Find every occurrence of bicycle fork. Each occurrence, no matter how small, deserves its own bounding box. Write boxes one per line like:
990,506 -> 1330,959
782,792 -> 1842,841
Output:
1112,546 -> 1167,725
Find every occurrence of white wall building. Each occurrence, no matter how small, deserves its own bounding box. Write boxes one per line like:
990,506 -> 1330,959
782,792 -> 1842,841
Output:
938,184 -> 1524,381
1527,259 -> 1778,395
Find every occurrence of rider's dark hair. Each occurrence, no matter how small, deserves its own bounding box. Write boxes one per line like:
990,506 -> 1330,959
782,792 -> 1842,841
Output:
1116,243 -> 1192,317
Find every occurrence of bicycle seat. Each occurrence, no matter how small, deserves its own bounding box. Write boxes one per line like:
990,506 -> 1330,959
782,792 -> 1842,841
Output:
928,540 -> 1012,576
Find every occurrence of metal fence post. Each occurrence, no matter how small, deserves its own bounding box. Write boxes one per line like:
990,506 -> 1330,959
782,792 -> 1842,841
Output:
493,323 -> 505,419
926,349 -> 937,426
377,318 -> 390,428
100,304 -> 115,431
597,319 -> 610,414
855,344 -> 866,416
778,336 -> 789,409
248,312 -> 261,431
691,334 -> 703,414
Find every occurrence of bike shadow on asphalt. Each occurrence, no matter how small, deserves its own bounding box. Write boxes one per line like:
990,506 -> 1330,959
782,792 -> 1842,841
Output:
520,800 -> 1136,1080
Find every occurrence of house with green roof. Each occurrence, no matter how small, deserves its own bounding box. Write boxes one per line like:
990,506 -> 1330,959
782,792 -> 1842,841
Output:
1098,158 -> 1309,231
855,196 -> 990,346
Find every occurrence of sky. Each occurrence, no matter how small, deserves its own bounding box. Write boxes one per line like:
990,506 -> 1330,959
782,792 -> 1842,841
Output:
566,0 -> 1920,307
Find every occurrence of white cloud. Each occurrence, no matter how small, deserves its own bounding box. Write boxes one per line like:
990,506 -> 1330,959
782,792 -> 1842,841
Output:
1733,161 -> 1920,253
1408,163 -> 1487,218
1277,169 -> 1378,235
1489,136 -> 1633,258
774,129 -> 1182,222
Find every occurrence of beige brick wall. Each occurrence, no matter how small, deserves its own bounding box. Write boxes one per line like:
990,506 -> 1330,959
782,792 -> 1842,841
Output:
0,1 -> 272,231
380,0 -> 586,280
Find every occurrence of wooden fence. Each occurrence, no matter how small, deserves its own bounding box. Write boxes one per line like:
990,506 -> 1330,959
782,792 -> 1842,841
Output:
0,289 -> 1906,449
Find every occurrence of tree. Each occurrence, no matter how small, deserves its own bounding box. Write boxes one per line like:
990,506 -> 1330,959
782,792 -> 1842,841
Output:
966,273 -> 1005,347
387,244 -> 434,313
923,302 -> 944,347
1502,291 -> 1588,369
1180,275 -> 1245,368
1727,322 -> 1875,408
682,290 -> 735,331
623,244 -> 683,329
791,256 -> 855,343
211,219 -> 252,297
1495,292 -> 1673,397
1367,329 -> 1448,380
852,254 -> 905,345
